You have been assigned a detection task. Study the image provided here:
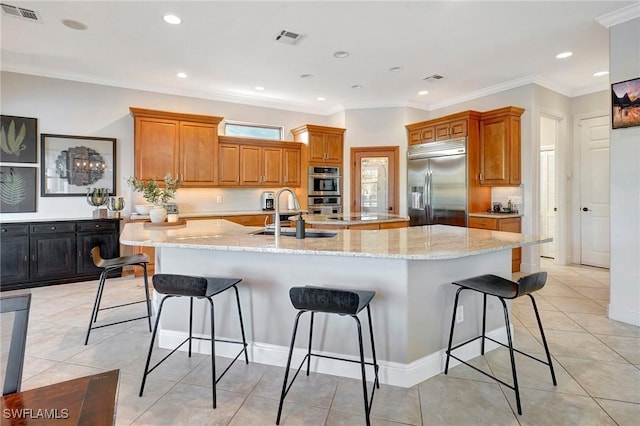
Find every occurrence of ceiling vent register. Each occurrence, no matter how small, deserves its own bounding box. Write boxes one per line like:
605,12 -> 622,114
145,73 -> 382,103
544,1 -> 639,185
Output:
275,29 -> 304,45
1,3 -> 42,22
423,74 -> 445,82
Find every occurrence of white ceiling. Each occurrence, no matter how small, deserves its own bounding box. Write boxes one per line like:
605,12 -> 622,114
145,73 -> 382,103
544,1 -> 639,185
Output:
1,1 -> 636,115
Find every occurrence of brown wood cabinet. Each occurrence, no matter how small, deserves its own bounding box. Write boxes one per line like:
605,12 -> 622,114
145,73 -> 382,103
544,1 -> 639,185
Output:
217,136 -> 301,187
406,113 -> 470,145
130,108 -> 223,187
406,111 -> 490,215
479,106 -> 524,186
468,216 -> 522,272
291,124 -> 346,165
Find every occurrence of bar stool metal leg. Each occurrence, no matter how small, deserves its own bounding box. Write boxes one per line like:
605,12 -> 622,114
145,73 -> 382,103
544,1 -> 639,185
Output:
142,264 -> 152,332
529,294 -> 557,385
232,285 -> 249,365
276,311 -> 304,425
366,305 -> 380,389
209,298 -> 217,408
499,297 -> 521,415
481,293 -> 488,355
139,295 -> 172,396
353,315 -> 372,426
306,312 -> 315,376
444,287 -> 464,374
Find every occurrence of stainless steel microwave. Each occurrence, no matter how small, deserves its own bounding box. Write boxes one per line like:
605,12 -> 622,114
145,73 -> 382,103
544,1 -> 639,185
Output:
308,166 -> 341,196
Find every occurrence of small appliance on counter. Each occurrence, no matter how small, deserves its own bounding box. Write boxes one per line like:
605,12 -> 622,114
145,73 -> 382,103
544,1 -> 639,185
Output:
261,191 -> 274,211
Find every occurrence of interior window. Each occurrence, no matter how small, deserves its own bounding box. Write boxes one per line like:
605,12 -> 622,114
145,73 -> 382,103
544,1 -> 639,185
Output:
225,122 -> 283,140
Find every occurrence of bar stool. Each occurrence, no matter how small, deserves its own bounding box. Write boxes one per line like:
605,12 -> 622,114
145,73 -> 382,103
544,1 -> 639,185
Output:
276,286 -> 379,426
444,272 -> 557,415
139,273 -> 248,409
84,246 -> 152,345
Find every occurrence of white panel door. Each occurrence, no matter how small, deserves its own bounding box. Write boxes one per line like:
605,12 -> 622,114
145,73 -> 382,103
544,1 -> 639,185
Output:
579,115 -> 610,268
540,149 -> 556,258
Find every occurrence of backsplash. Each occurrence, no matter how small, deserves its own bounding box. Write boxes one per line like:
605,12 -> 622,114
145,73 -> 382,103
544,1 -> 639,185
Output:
160,188 -> 280,213
491,187 -> 524,213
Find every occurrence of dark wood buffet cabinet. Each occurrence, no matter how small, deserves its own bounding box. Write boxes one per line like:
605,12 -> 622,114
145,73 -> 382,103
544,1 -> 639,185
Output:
0,219 -> 120,291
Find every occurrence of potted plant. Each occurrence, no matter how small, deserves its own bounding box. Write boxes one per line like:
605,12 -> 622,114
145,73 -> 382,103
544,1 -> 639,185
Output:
127,173 -> 180,222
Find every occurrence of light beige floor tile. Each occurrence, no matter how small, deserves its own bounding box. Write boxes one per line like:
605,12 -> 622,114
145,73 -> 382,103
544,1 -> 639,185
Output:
556,356 -> 640,403
539,284 -> 585,298
543,296 -> 607,315
551,275 -> 607,288
530,329 -> 628,362
593,334 -> 640,364
502,386 -> 616,425
515,309 -> 586,333
512,326 -> 546,355
596,398 -> 640,426
231,394 -> 327,426
181,356 -> 268,395
484,347 -> 587,395
251,365 -> 338,408
565,312 -> 640,337
20,362 -> 103,391
115,372 -> 177,426
66,329 -> 155,369
570,286 -> 610,301
326,410 -> 408,426
444,354 -> 497,383
131,382 -> 245,425
121,347 -> 208,382
418,376 -> 518,425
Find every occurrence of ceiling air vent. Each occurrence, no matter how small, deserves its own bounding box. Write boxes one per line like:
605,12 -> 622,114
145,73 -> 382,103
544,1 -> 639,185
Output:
1,3 -> 42,22
274,29 -> 304,46
423,74 -> 445,82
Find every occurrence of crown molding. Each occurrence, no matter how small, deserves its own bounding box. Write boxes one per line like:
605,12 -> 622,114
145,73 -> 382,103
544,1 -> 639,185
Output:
596,3 -> 640,28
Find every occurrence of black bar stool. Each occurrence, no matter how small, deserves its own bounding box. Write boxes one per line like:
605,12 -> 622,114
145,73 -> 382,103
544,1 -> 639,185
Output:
276,286 -> 379,426
444,272 -> 557,415
84,246 -> 152,345
139,273 -> 248,409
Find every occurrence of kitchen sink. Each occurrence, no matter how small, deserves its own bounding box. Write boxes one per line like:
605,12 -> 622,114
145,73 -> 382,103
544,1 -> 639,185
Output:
248,228 -> 337,238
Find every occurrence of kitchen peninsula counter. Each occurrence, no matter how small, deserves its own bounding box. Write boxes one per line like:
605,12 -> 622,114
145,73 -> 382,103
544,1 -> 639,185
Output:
294,212 -> 409,229
120,219 -> 550,387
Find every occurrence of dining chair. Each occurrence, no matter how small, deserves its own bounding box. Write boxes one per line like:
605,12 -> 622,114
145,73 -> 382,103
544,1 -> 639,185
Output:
1,293 -> 31,395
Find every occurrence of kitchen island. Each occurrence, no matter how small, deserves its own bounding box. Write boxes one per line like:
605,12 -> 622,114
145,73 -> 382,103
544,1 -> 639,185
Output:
120,219 -> 550,387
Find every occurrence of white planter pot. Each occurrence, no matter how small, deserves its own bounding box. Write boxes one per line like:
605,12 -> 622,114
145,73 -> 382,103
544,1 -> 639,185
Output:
149,205 -> 167,223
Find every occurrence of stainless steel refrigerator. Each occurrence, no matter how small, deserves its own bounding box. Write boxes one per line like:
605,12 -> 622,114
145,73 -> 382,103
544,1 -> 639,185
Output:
407,138 -> 467,227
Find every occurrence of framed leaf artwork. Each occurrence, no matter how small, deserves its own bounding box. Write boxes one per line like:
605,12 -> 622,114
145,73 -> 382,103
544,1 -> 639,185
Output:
0,166 -> 37,213
0,115 -> 37,163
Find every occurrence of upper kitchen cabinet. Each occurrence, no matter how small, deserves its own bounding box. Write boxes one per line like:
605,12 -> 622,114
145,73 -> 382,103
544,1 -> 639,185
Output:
479,106 -> 524,186
217,136 -> 302,187
291,124 -> 346,165
406,111 -> 475,145
130,108 -> 223,187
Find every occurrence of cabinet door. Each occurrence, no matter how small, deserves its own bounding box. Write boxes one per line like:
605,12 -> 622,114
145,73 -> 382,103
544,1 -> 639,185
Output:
180,121 -> 217,186
0,236 -> 29,286
468,217 -> 498,230
262,147 -> 283,186
449,119 -> 468,138
324,134 -> 343,164
30,234 -> 76,280
435,123 -> 451,140
421,126 -> 435,142
308,132 -> 326,163
218,143 -> 240,185
239,145 -> 262,185
409,129 -> 421,145
283,147 -> 301,187
77,231 -> 118,275
480,116 -> 509,185
497,217 -> 522,272
135,117 -> 179,180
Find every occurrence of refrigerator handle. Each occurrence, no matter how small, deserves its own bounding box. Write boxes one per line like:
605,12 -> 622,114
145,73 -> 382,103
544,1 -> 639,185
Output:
428,169 -> 434,220
423,173 -> 429,222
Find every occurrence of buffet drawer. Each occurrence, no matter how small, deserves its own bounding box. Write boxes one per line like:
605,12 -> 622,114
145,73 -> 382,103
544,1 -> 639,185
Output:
30,222 -> 76,234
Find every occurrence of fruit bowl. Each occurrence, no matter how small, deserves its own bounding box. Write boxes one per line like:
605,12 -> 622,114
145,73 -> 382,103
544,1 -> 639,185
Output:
134,204 -> 153,215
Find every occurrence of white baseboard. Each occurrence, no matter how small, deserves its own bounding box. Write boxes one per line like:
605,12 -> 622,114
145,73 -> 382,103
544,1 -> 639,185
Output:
158,326 -> 509,388
608,304 -> 640,326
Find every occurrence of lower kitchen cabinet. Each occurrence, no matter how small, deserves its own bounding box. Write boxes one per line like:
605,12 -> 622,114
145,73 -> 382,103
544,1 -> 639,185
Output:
468,216 -> 521,272
0,219 -> 121,291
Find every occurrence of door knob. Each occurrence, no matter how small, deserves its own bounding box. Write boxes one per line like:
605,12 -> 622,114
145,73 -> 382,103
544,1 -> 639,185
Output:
553,207 -> 558,211
582,207 -> 590,211
388,207 -> 393,211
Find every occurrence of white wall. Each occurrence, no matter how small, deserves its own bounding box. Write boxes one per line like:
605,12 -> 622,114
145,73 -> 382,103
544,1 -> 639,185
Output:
0,71 -> 327,221
608,18 -> 640,326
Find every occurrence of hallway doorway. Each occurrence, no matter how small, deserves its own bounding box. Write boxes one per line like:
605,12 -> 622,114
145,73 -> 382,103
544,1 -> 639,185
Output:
350,147 -> 399,214
540,116 -> 557,259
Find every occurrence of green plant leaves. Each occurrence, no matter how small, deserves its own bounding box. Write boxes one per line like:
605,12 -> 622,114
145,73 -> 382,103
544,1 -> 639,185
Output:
0,168 -> 27,205
0,120 -> 27,156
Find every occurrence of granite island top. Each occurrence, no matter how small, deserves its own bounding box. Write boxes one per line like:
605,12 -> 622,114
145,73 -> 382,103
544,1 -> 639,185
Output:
293,212 -> 409,225
120,219 -> 550,261
130,209 -> 306,221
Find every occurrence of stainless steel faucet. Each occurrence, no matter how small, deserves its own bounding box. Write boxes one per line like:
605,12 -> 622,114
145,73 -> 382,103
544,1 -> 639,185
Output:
274,187 -> 300,237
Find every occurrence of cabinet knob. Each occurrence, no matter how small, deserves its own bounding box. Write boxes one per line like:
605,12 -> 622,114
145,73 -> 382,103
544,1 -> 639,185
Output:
95,224 -> 100,228
50,226 -> 56,230
1,228 -> 6,233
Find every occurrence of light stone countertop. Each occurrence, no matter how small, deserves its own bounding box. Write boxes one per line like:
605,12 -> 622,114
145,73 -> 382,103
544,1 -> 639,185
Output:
469,212 -> 523,219
129,209 -> 306,221
293,213 -> 409,225
120,219 -> 551,260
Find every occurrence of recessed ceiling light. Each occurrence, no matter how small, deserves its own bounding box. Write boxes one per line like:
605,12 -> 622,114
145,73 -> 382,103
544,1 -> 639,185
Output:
176,72 -> 187,79
593,71 -> 609,77
163,14 -> 181,25
62,19 -> 87,30
389,66 -> 403,72
351,84 -> 363,89
317,97 -> 326,101
254,86 -> 265,91
300,74 -> 313,79
418,90 -> 429,95
333,51 -> 349,58
556,51 -> 573,59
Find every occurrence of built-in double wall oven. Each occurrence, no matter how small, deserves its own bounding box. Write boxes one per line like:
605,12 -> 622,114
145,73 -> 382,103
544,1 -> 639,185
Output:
308,166 -> 342,214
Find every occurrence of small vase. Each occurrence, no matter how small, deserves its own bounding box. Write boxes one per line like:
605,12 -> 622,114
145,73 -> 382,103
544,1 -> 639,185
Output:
149,205 -> 167,223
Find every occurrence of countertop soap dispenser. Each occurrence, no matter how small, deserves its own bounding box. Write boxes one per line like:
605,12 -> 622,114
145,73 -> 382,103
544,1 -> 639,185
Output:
296,214 -> 306,239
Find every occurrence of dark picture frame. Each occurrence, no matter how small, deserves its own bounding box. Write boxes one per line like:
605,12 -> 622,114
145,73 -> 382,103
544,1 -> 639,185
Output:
41,134 -> 116,197
0,115 -> 38,163
0,166 -> 37,213
612,77 -> 640,129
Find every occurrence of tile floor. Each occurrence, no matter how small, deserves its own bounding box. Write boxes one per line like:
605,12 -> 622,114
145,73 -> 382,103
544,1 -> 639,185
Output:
2,260 -> 639,425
